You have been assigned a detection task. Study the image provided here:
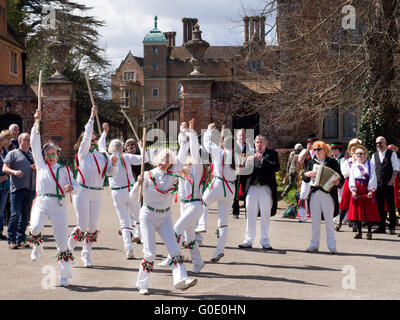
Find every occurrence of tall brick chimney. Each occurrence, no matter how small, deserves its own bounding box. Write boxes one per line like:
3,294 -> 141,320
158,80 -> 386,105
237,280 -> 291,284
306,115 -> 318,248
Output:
163,31 -> 176,47
245,16 -> 266,45
243,16 -> 250,45
182,17 -> 198,44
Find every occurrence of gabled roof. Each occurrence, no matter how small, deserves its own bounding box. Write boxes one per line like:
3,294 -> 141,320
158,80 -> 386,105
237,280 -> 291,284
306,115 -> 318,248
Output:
114,51 -> 144,74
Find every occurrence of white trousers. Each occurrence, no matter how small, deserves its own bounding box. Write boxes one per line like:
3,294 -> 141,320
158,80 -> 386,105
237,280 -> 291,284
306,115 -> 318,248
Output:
30,197 -> 72,279
136,206 -> 188,290
299,181 -> 311,221
244,185 -> 273,246
173,201 -> 203,265
309,190 -> 336,251
202,178 -> 235,254
195,204 -> 209,230
70,189 -> 103,258
111,189 -> 140,252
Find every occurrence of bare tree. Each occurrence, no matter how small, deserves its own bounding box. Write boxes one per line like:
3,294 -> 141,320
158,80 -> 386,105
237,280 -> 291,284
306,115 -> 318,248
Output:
233,0 -> 400,149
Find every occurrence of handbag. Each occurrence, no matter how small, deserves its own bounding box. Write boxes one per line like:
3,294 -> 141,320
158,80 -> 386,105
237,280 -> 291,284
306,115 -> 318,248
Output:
282,204 -> 298,219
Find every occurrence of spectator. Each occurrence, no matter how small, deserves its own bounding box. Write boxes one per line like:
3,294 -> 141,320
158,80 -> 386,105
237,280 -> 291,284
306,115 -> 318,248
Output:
8,124 -> 19,150
0,134 -> 10,240
282,143 -> 303,198
0,130 -> 12,225
2,133 -> 36,249
371,136 -> 399,234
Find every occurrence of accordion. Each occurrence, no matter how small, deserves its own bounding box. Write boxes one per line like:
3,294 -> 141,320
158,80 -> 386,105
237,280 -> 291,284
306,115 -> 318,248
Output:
310,164 -> 340,192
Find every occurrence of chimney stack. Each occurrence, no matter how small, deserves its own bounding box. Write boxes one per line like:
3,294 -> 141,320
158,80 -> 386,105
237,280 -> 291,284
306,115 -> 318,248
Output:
244,16 -> 250,45
245,16 -> 266,46
182,17 -> 198,44
163,31 -> 176,47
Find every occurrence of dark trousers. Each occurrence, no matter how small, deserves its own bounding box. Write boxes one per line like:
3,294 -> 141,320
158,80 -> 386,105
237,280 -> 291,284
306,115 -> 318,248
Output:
232,176 -> 247,216
375,185 -> 396,230
7,189 -> 34,244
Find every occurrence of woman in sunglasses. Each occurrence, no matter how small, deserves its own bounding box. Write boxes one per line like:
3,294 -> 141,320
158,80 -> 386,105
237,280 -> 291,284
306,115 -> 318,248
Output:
348,145 -> 380,240
303,141 -> 344,254
68,106 -> 117,267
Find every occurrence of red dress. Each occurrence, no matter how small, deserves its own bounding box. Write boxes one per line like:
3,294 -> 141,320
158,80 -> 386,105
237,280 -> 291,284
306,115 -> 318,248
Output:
348,179 -> 380,222
339,178 -> 351,210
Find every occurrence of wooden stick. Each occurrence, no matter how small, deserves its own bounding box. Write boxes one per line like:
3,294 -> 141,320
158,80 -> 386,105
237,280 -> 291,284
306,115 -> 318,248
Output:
85,72 -> 102,136
121,109 -> 140,141
36,70 -> 43,134
219,125 -> 225,147
138,127 -> 147,203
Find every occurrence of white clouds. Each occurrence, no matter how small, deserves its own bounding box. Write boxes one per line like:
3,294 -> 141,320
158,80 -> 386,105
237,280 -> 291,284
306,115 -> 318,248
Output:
81,0 -> 272,69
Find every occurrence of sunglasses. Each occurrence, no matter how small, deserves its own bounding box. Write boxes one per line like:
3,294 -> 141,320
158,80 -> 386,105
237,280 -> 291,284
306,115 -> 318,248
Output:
376,142 -> 383,145
313,148 -> 322,152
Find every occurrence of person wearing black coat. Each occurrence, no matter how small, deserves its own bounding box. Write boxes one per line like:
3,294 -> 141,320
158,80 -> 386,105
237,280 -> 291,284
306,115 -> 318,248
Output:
238,135 -> 280,250
303,141 -> 344,254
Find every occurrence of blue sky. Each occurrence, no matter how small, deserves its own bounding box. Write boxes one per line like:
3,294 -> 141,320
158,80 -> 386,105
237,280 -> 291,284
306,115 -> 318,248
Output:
82,0 -> 277,70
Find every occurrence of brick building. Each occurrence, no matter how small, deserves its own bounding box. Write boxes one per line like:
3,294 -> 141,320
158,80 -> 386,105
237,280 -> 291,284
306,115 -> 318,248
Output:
0,0 -> 77,161
111,15 -> 280,146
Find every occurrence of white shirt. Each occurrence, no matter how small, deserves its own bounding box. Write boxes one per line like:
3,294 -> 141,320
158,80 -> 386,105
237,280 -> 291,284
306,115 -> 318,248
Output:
109,153 -> 143,189
340,158 -> 354,179
203,129 -> 237,182
31,125 -> 80,196
349,160 -> 377,192
132,139 -> 189,209
76,119 -> 116,188
178,131 -> 204,201
371,148 -> 400,172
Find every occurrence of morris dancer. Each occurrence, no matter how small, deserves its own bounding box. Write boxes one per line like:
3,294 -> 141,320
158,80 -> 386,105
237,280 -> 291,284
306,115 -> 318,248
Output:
335,139 -> 362,232
202,123 -> 237,262
303,141 -> 344,254
106,138 -> 147,259
297,134 -> 318,222
134,124 -> 197,295
387,144 -> 400,220
68,106 -> 117,267
28,110 -> 80,286
348,145 -> 380,240
158,121 -> 205,273
125,138 -> 143,243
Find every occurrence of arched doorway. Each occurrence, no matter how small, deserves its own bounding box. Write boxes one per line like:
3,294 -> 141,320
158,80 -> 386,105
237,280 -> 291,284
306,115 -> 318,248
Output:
0,113 -> 23,132
232,113 -> 260,137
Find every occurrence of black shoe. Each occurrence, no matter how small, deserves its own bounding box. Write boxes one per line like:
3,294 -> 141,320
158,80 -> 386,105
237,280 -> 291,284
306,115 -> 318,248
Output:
0,234 -> 7,240
372,228 -> 386,234
262,246 -> 273,251
389,229 -> 396,235
9,242 -> 18,249
366,232 -> 372,240
18,241 -> 30,248
335,224 -> 341,232
238,243 -> 252,249
233,214 -> 239,219
354,232 -> 362,239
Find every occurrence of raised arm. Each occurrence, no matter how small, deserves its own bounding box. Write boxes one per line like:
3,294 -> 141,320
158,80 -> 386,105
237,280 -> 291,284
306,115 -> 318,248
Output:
79,106 -> 97,157
98,123 -> 109,153
30,110 -> 45,169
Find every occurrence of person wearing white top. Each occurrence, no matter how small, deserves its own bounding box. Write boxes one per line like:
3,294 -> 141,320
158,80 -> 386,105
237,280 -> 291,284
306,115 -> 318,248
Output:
106,138 -> 147,259
28,110 -> 80,287
202,123 -> 237,262
133,124 -> 197,295
158,121 -> 205,273
370,136 -> 399,234
348,146 -> 380,239
68,106 -> 117,267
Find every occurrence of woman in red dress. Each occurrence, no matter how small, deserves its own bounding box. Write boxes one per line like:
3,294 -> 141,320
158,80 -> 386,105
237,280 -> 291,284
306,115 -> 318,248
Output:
348,145 -> 380,240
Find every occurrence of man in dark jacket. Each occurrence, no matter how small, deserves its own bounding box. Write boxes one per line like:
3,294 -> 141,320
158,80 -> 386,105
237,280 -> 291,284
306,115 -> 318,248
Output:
238,135 -> 280,250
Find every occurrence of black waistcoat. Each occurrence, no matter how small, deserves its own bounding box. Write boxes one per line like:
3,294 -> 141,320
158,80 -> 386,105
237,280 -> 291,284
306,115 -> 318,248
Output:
374,149 -> 393,187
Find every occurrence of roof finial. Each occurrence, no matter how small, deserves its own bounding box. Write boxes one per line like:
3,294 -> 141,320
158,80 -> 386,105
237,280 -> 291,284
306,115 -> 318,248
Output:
154,16 -> 158,29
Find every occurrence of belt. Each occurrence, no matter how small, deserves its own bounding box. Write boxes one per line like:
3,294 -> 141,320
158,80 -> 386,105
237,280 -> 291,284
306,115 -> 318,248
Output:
181,199 -> 201,203
36,193 -> 65,202
111,184 -> 134,191
144,203 -> 170,213
79,183 -> 104,191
